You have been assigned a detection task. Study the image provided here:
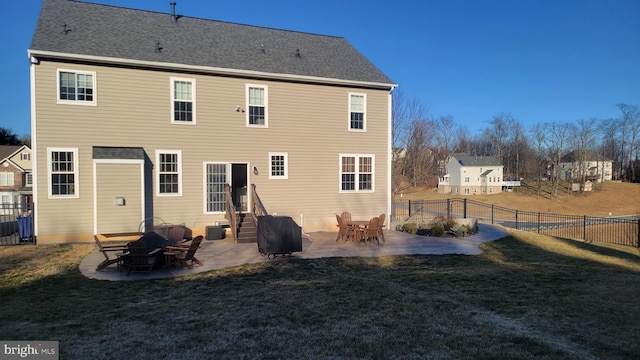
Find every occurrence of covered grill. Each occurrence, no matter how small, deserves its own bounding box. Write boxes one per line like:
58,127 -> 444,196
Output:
257,215 -> 302,259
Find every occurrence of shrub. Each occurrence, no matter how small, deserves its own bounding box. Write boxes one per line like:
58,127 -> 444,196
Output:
402,223 -> 417,234
450,224 -> 468,237
431,225 -> 445,236
432,215 -> 457,231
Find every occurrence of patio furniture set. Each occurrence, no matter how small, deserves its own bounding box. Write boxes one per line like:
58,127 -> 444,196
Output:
335,212 -> 386,245
95,226 -> 203,275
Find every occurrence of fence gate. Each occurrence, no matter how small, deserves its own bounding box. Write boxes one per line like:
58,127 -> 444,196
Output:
0,202 -> 35,245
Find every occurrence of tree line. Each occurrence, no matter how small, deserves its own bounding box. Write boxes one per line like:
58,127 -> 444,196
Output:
0,127 -> 30,146
392,89 -> 640,196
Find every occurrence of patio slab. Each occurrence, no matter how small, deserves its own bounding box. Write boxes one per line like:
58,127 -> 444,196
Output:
79,224 -> 508,281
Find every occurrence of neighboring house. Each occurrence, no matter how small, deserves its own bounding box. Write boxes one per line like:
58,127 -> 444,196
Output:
29,0 -> 396,243
438,154 -> 504,195
559,150 -> 612,183
0,145 -> 32,214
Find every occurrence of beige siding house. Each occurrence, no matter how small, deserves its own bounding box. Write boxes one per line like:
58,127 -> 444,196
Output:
438,154 -> 504,195
29,0 -> 396,243
559,150 -> 613,183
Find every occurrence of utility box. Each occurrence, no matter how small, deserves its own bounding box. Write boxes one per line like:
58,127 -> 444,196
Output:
206,225 -> 225,240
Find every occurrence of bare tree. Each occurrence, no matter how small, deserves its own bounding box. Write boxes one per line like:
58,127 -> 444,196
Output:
404,119 -> 434,187
391,89 -> 429,193
544,121 -> 572,198
569,118 -> 598,189
0,127 -> 21,145
617,104 -> 640,181
530,123 -> 547,197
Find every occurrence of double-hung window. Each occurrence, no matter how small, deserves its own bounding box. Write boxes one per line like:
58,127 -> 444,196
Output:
48,148 -> 78,198
349,93 -> 366,131
0,173 -> 14,186
269,152 -> 288,179
171,77 -> 195,123
58,69 -> 96,105
247,84 -> 267,127
340,154 -> 374,192
156,150 -> 182,196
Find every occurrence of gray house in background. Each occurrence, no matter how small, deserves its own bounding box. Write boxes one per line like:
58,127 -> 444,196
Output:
29,0 -> 396,243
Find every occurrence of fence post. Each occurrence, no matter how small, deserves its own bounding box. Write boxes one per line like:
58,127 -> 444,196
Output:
637,220 -> 640,248
408,200 -> 411,218
515,210 -> 518,230
447,199 -> 451,219
537,212 -> 541,233
491,205 -> 494,224
463,199 -> 467,219
583,215 -> 587,241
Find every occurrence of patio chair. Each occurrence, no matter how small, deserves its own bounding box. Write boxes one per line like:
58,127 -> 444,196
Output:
377,213 -> 386,243
166,226 -> 186,246
336,214 -> 357,242
124,240 -> 162,275
166,235 -> 204,269
361,217 -> 380,246
94,235 -> 129,271
340,212 -> 352,224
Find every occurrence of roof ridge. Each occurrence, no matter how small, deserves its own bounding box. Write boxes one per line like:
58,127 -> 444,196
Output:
71,0 -> 345,39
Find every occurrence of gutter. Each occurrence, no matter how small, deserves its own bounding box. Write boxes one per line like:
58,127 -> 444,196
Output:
27,49 -> 398,91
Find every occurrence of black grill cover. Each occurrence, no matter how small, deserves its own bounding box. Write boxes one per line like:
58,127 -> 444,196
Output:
257,216 -> 302,255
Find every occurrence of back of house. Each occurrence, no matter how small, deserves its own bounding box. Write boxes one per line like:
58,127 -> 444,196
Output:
29,0 -> 396,243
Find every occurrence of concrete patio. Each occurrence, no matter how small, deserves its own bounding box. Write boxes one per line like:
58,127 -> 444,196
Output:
79,224 -> 508,281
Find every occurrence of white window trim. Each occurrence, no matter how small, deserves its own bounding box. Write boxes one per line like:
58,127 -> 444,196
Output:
47,147 -> 79,199
156,150 -> 182,197
269,152 -> 288,179
246,84 -> 268,128
348,92 -> 366,132
170,77 -> 196,125
339,154 -> 375,193
56,69 -> 97,106
202,162 -> 230,214
0,172 -> 14,186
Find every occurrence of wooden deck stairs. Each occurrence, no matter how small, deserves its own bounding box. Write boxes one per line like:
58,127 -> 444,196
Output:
235,213 -> 258,243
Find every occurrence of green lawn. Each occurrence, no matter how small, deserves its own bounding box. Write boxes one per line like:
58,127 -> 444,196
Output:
1,230 -> 639,359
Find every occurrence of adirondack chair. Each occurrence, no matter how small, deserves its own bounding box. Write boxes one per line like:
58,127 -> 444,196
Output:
166,235 -> 204,269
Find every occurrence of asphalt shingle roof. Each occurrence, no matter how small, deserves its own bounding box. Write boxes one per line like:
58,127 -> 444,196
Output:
453,154 -> 502,167
30,0 -> 395,87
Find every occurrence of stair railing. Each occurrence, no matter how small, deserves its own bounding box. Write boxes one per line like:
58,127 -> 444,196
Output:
251,184 -> 268,222
224,184 -> 238,243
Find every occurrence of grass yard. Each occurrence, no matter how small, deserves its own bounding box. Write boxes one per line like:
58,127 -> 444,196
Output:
397,181 -> 640,217
1,230 -> 639,359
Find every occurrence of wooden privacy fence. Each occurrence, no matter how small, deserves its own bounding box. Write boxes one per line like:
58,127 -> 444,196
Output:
393,198 -> 640,248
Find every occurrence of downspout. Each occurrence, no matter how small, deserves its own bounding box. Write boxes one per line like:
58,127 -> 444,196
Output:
28,52 -> 38,238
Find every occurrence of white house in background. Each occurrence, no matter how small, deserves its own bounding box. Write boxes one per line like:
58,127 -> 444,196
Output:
438,153 -> 504,195
0,145 -> 33,213
559,150 -> 612,183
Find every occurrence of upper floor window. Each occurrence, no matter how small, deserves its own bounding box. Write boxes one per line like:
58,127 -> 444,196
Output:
247,84 -> 268,127
21,153 -> 30,161
171,77 -> 195,124
156,150 -> 182,196
340,154 -> 374,192
48,148 -> 78,198
25,173 -> 33,186
0,172 -> 14,186
269,152 -> 288,179
58,69 -> 96,105
349,93 -> 366,131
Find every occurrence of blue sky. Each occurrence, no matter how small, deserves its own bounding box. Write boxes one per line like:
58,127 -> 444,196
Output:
3,0 -> 639,137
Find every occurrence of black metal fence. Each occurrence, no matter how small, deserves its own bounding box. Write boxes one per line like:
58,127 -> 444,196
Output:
0,202 -> 35,245
393,198 -> 640,248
